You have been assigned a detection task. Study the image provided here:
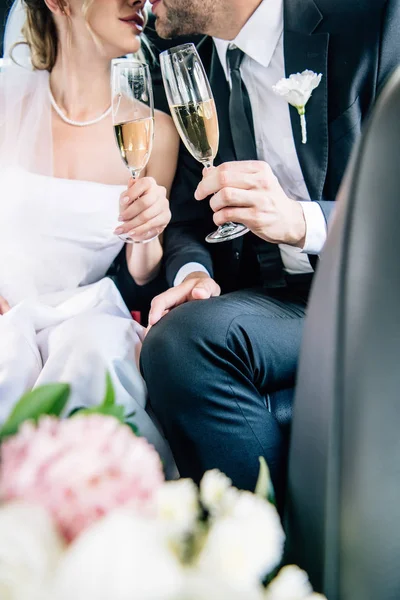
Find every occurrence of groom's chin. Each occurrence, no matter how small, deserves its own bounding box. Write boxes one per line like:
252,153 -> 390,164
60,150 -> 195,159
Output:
154,17 -> 181,39
154,20 -> 173,39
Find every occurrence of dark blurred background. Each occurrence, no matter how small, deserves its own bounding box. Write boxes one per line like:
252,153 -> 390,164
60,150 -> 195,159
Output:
1,1 -> 13,57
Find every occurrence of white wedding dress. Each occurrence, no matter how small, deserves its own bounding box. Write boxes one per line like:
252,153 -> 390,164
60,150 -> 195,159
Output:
0,165 -> 176,475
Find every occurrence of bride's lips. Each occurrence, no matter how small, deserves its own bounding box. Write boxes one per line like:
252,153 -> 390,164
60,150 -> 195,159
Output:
119,12 -> 145,32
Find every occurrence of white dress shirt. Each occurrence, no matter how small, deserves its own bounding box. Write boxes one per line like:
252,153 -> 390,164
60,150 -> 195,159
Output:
174,0 -> 327,285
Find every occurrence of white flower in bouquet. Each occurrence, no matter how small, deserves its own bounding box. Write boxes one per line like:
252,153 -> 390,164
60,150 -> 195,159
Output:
0,502 -> 64,600
264,566 -> 312,599
272,70 -> 322,144
156,478 -> 200,535
264,566 -> 327,600
198,491 -> 285,590
200,469 -> 237,517
51,509 -> 184,600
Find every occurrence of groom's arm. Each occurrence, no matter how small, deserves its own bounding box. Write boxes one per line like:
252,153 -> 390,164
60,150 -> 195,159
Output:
147,144 -> 220,327
141,23 -> 215,287
163,142 -> 215,287
107,249 -> 167,316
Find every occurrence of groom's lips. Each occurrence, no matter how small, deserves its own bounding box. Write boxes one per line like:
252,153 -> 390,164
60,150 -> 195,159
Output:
150,0 -> 162,14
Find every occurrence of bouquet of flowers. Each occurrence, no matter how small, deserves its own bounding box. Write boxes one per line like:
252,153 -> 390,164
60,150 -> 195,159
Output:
0,379 -> 327,600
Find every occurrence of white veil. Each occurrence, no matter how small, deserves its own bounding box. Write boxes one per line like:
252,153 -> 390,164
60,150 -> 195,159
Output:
1,0 -> 53,175
3,0 -> 29,62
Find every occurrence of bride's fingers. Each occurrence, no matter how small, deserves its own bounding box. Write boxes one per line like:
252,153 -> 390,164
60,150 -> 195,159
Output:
119,187 -> 168,223
119,193 -> 155,222
128,212 -> 169,239
115,202 -> 163,236
119,177 -> 156,209
0,296 -> 10,315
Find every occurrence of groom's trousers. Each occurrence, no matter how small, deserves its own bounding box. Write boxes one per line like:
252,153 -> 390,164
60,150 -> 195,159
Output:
141,282 -> 310,506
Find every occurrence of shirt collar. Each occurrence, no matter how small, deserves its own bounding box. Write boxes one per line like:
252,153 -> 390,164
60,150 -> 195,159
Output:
213,0 -> 284,79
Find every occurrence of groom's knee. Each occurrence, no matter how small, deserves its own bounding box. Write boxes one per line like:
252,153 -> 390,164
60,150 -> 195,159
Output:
141,298 -> 227,385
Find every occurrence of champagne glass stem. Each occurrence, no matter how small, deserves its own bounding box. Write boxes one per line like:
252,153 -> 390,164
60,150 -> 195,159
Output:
203,160 -> 244,238
160,43 -> 249,243
129,169 -> 141,180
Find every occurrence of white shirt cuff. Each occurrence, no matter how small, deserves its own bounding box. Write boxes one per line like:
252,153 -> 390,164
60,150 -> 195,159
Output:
173,263 -> 210,287
299,201 -> 327,255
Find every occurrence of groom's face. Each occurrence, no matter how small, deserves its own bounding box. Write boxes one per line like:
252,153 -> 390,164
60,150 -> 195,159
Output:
151,0 -> 216,38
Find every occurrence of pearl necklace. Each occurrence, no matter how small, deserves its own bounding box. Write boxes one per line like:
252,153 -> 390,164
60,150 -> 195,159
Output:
49,88 -> 112,127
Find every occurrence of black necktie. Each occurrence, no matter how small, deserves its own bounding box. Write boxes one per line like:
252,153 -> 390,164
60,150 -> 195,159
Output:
227,46 -> 258,161
226,46 -> 285,288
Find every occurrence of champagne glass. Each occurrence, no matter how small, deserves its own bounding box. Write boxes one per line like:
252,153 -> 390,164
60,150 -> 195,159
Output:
112,59 -> 156,244
160,43 -> 249,244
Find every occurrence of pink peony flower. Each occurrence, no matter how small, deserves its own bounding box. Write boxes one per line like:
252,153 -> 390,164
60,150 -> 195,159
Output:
0,415 -> 164,542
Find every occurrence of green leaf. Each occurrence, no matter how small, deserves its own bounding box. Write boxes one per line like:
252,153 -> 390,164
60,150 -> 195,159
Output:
77,403 -> 125,422
263,564 -> 281,587
125,420 -> 140,436
102,372 -> 115,406
73,374 -> 123,422
0,384 -> 71,439
255,457 -> 276,505
70,374 -> 140,433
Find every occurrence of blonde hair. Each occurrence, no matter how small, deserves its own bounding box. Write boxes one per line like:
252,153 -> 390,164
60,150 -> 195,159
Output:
14,0 -> 149,72
16,0 -> 72,71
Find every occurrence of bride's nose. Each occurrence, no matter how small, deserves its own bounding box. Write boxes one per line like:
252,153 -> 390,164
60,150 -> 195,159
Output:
127,0 -> 146,10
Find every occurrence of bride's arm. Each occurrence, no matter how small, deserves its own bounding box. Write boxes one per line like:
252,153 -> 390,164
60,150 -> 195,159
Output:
123,110 -> 179,286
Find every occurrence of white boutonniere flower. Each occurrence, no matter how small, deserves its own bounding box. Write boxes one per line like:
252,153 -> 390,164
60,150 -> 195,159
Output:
272,70 -> 323,144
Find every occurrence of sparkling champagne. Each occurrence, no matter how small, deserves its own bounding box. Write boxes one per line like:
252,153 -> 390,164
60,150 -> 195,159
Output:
114,116 -> 154,176
170,99 -> 219,165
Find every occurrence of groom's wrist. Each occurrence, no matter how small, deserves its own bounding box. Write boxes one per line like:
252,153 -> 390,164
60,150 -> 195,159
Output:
183,271 -> 212,283
174,263 -> 210,286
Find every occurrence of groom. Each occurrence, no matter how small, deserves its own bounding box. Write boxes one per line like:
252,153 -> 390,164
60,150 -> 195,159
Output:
141,0 -> 400,503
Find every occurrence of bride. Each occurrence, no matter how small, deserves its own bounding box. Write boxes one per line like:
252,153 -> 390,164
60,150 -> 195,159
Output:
0,0 -> 179,473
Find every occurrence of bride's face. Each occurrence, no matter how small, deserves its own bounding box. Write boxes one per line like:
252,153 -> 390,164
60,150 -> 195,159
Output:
67,0 -> 146,59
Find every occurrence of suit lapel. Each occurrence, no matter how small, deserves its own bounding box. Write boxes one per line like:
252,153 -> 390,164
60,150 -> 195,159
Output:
284,0 -> 329,201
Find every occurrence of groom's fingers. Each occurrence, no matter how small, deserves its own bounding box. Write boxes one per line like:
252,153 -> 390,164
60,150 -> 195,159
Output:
145,309 -> 169,337
191,278 -> 221,300
149,286 -> 189,326
148,276 -> 220,326
195,161 -> 263,200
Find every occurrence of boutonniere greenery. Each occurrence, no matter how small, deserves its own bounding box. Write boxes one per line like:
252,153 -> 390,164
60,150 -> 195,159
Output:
272,70 -> 323,144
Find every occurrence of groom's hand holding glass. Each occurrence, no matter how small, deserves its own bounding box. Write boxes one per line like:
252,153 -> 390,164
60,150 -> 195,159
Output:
194,161 -> 307,248
148,160 -> 308,327
114,177 -> 171,242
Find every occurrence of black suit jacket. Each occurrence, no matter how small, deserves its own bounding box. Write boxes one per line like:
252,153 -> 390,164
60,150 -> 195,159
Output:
159,0 -> 400,293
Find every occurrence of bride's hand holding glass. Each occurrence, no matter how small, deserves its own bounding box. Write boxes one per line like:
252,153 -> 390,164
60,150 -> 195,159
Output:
114,177 -> 171,243
112,59 -> 164,244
